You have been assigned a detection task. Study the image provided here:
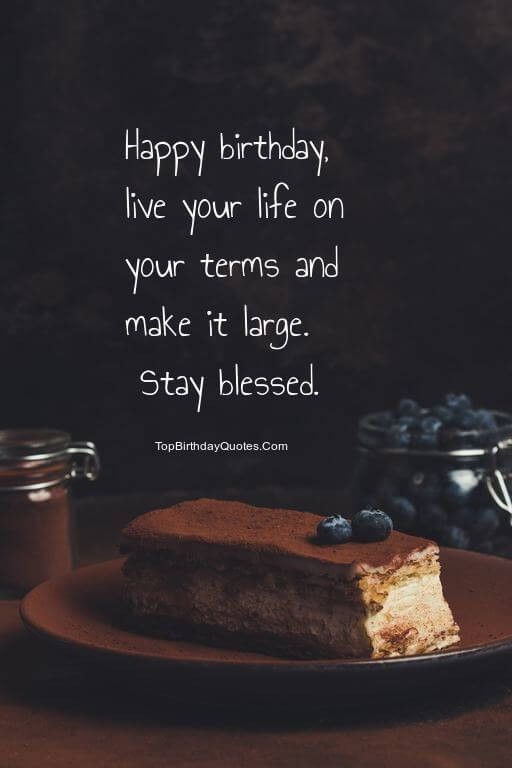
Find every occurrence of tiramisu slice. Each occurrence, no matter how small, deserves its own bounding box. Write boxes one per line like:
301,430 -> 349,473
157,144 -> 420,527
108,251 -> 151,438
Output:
120,499 -> 459,659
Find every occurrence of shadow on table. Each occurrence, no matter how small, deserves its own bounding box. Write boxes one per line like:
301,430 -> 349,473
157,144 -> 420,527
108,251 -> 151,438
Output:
3,622 -> 512,729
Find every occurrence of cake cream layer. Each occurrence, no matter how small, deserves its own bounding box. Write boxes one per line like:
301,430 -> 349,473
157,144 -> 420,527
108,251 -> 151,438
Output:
120,499 -> 460,659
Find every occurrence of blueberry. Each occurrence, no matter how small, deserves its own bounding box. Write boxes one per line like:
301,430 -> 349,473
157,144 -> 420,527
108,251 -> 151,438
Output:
441,525 -> 470,549
397,398 -> 421,418
458,394 -> 474,410
448,506 -> 472,528
398,415 -> 420,430
472,410 -> 497,432
316,515 -> 352,544
443,481 -> 468,509
420,416 -> 443,434
352,509 -> 393,542
388,496 -> 416,532
431,405 -> 456,425
418,503 -> 447,535
468,507 -> 500,539
454,409 -> 478,431
411,430 -> 440,450
444,393 -> 473,411
386,423 -> 412,449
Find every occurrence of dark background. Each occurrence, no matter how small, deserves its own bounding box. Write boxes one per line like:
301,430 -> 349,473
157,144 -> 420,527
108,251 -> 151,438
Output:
4,1 -> 512,498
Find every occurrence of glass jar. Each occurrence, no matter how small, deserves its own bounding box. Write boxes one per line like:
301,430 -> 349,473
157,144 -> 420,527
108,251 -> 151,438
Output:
0,430 -> 99,594
354,411 -> 512,557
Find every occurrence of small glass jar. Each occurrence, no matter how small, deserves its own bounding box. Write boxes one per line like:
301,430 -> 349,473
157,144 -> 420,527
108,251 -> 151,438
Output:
354,411 -> 512,557
0,430 -> 99,594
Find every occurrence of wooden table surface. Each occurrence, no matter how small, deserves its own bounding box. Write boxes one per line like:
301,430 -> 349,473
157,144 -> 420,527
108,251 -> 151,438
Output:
2,492 -> 512,767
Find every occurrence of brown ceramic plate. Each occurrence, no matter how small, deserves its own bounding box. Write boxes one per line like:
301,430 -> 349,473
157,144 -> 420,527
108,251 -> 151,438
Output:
19,551 -> 512,681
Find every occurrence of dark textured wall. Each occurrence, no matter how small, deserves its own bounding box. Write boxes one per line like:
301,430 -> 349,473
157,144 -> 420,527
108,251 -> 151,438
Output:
4,1 -> 512,494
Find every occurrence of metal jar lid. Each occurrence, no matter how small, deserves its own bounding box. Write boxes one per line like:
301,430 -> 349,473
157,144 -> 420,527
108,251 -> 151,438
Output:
0,429 -> 100,490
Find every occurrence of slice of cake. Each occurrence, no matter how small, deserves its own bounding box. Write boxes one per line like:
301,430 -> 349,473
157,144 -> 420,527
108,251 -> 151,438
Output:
120,498 -> 459,659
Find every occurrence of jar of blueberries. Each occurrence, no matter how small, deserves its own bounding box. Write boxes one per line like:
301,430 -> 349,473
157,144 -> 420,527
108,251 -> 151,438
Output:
354,394 -> 512,557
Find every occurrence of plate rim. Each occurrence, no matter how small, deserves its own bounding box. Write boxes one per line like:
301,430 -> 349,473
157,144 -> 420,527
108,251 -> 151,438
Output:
19,554 -> 512,675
